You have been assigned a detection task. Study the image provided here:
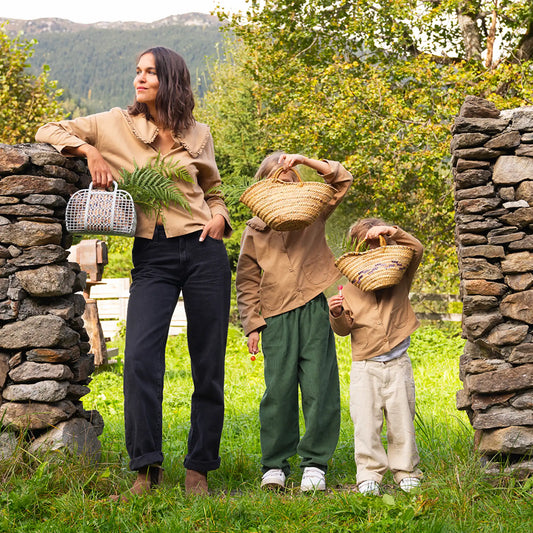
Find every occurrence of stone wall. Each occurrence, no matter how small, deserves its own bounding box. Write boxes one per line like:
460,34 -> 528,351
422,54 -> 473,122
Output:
453,96 -> 533,477
0,143 -> 103,461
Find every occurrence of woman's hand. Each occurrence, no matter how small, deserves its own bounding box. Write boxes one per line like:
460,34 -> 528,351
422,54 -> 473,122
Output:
247,331 -> 260,355
85,146 -> 115,188
328,295 -> 344,318
199,213 -> 226,242
66,144 -> 114,188
278,153 -> 306,169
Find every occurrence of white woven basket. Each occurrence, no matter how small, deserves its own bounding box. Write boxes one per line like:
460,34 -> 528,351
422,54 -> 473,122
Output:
65,181 -> 137,237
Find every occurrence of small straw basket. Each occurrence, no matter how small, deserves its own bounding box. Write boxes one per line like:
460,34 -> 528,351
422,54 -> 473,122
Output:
239,167 -> 336,231
65,181 -> 137,237
335,235 -> 414,291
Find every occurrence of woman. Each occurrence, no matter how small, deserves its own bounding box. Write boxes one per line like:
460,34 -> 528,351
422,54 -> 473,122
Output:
36,47 -> 232,498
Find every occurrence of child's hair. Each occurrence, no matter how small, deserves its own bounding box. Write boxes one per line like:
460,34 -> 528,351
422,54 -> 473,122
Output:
349,217 -> 390,245
254,151 -> 297,181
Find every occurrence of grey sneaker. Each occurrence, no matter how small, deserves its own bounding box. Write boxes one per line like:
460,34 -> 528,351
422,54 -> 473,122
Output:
261,468 -> 286,490
358,480 -> 381,496
301,467 -> 326,492
399,477 -> 421,492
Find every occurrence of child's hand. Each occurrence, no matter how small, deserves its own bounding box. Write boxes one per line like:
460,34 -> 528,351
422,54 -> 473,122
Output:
328,295 -> 344,318
278,153 -> 306,169
247,331 -> 260,355
364,225 -> 394,241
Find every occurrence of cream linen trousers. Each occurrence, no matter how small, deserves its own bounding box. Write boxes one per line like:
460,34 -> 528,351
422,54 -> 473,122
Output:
349,353 -> 423,484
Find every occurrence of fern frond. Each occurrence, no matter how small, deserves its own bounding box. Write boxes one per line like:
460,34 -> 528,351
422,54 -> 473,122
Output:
118,157 -> 192,216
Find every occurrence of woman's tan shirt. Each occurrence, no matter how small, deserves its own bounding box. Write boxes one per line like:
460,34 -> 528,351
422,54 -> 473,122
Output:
329,227 -> 423,361
36,108 -> 231,239
236,160 -> 353,336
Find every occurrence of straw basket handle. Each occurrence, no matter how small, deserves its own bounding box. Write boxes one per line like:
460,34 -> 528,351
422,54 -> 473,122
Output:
355,234 -> 387,253
269,167 -> 304,187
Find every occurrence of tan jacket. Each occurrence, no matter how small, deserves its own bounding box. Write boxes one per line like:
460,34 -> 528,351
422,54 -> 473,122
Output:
236,160 -> 353,336
329,227 -> 423,361
36,108 -> 231,239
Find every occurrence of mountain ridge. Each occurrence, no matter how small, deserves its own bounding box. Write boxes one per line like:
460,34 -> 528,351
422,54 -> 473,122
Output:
0,13 -> 221,34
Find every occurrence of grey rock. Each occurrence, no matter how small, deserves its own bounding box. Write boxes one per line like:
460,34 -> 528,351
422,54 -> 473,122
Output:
493,156 -> 533,185
510,391 -> 533,409
516,180 -> 533,203
23,194 -> 67,207
509,344 -> 533,364
498,187 -> 515,202
28,417 -> 101,462
15,264 -> 76,297
0,175 -> 70,196
477,426 -> 533,455
0,221 -> 62,247
511,109 -> 533,132
515,144 -> 533,157
484,131 -> 521,150
459,96 -> 501,118
456,159 -> 491,171
0,144 -> 30,174
0,315 -> 79,350
500,290 -> 533,324
7,245 -> 69,268
9,361 -> 74,383
462,295 -> 499,315
457,233 -> 487,245
501,251 -> 533,273
0,400 -> 75,430
455,184 -> 494,200
0,352 -> 9,388
456,197 -> 501,214
454,147 -> 503,161
455,168 -> 492,189
473,406 -> 533,429
508,235 -> 533,250
451,133 -> 490,151
505,272 -> 533,291
461,279 -> 508,296
452,117 -> 509,135
486,322 -> 529,346
459,245 -> 505,259
460,258 -> 502,280
0,431 -> 18,460
0,204 -> 54,216
2,380 -> 69,402
463,313 -> 503,339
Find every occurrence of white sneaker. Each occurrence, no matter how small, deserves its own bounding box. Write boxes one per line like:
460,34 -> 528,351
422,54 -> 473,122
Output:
261,468 -> 286,490
399,477 -> 421,492
300,467 -> 326,492
358,480 -> 381,496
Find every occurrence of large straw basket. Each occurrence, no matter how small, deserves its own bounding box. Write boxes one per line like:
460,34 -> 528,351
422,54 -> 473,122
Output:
65,181 -> 137,237
239,167 -> 336,231
335,235 -> 414,291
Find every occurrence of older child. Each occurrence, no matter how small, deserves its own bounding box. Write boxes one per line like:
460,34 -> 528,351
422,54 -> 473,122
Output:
328,219 -> 424,495
236,152 -> 352,492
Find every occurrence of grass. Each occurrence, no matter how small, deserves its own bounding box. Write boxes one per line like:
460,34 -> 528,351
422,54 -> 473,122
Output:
1,323 -> 532,532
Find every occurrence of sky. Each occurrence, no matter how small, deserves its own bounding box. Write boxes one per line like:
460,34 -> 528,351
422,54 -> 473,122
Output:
0,0 -> 251,24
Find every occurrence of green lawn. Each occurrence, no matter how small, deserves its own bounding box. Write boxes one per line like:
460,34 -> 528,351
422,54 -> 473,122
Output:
1,323 -> 532,532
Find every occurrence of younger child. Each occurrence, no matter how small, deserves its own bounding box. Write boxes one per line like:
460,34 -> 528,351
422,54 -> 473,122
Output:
328,219 -> 424,495
236,152 -> 353,492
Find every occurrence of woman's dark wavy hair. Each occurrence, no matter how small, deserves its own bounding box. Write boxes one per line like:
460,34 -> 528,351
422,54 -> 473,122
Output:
128,46 -> 195,134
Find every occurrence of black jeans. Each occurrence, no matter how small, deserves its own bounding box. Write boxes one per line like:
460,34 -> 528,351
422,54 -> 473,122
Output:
124,227 -> 231,472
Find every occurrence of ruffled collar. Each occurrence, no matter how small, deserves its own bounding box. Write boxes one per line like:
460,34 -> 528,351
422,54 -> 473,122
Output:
118,108 -> 210,158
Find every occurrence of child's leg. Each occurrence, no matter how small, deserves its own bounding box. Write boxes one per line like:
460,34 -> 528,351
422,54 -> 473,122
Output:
382,354 -> 422,483
297,294 -> 340,471
260,311 -> 300,475
350,360 -> 388,484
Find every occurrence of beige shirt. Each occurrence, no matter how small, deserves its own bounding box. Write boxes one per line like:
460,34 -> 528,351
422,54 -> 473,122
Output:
236,160 -> 353,336
329,227 -> 423,361
36,108 -> 231,239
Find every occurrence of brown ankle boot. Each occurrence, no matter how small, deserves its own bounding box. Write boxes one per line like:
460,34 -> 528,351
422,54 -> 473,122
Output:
110,465 -> 163,502
185,469 -> 208,495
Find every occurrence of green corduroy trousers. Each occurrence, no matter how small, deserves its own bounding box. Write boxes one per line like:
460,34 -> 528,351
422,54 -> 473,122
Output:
260,293 -> 340,475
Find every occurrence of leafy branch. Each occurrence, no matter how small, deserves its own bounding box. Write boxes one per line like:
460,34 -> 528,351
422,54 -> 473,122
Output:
119,154 -> 192,217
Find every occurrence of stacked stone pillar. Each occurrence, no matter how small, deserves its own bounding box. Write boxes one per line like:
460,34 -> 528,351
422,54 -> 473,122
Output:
0,143 -> 103,461
453,96 -> 533,476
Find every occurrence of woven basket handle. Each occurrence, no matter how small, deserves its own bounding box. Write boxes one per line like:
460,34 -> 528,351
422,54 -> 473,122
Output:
270,166 -> 303,186
355,234 -> 387,253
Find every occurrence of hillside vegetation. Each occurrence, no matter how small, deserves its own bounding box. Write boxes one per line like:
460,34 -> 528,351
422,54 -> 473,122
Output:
2,14 -> 223,113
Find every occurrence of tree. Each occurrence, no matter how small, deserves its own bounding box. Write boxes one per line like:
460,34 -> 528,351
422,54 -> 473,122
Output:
0,23 -> 64,144
205,0 -> 533,291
